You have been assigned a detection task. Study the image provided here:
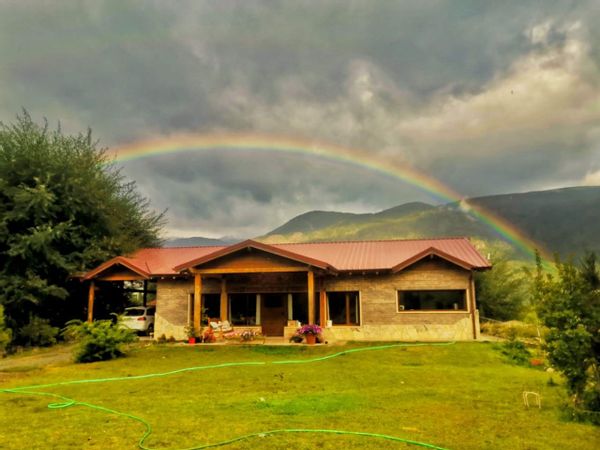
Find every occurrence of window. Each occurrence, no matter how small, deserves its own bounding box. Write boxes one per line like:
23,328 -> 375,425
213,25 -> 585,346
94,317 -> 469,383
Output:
123,280 -> 156,306
188,294 -> 220,325
291,293 -> 308,324
229,294 -> 257,325
203,294 -> 220,320
397,290 -> 466,311
327,291 -> 360,325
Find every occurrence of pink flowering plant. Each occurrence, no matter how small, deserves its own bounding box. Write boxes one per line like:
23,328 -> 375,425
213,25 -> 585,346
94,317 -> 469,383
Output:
297,324 -> 322,336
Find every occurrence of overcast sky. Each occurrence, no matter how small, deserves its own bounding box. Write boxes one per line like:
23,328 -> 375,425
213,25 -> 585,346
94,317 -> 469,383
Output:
1,1 -> 599,238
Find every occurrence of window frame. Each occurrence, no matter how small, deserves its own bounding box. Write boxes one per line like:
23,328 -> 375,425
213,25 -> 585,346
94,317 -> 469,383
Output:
396,289 -> 468,313
327,291 -> 361,326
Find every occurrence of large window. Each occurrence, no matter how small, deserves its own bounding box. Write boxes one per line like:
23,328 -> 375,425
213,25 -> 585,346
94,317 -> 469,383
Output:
229,294 -> 257,325
291,293 -> 308,324
327,291 -> 360,325
397,290 -> 466,311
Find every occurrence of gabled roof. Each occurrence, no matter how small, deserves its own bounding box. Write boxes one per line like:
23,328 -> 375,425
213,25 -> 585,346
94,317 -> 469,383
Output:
391,246 -> 477,272
172,239 -> 334,272
82,237 -> 490,280
82,246 -> 223,280
82,256 -> 151,280
272,238 -> 490,271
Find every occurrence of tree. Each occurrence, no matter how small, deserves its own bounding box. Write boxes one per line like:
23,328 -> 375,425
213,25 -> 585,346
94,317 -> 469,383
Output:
0,112 -> 164,344
0,305 -> 11,355
534,251 -> 600,417
475,245 -> 529,321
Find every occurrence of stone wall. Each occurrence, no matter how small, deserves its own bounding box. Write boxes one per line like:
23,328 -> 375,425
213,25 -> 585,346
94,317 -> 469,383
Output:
322,258 -> 478,341
154,279 -> 192,340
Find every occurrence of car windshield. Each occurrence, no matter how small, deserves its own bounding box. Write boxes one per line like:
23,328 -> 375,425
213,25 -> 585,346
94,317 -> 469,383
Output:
124,308 -> 145,317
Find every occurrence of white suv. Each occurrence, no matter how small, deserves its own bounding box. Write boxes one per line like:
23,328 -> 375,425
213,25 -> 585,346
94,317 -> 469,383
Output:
121,306 -> 155,335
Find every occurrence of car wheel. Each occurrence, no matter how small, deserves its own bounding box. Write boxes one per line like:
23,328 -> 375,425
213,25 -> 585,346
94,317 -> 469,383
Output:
147,324 -> 154,336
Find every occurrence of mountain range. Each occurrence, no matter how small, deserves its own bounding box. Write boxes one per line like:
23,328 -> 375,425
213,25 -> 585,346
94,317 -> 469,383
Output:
165,186 -> 600,260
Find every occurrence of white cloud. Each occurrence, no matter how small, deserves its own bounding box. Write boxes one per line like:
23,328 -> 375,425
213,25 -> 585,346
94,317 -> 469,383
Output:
397,22 -> 598,152
583,170 -> 600,186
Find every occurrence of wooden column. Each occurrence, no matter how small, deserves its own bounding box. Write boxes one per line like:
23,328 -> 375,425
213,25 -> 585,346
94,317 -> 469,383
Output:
255,294 -> 261,325
319,281 -> 327,327
220,277 -> 228,321
287,293 -> 294,320
142,280 -> 148,307
194,274 -> 202,331
469,274 -> 478,339
87,281 -> 95,323
307,270 -> 315,324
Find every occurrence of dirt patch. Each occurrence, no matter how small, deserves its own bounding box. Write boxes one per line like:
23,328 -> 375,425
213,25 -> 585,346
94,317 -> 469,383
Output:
0,344 -> 75,372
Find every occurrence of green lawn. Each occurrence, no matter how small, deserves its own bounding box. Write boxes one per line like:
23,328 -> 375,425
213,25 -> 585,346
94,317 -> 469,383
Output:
0,342 -> 597,449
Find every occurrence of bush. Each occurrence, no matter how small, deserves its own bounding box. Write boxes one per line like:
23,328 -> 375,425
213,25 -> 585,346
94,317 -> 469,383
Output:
498,340 -> 532,366
64,319 -> 137,363
17,315 -> 59,347
0,305 -> 12,355
481,320 -> 543,342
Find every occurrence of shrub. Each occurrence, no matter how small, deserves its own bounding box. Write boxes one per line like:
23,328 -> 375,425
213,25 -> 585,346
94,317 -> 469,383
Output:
481,320 -> 543,342
17,315 -> 59,347
64,319 -> 137,363
498,340 -> 532,366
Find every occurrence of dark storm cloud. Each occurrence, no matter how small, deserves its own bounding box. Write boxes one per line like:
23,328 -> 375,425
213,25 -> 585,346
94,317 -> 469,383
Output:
121,151 -> 429,236
1,0 -> 599,237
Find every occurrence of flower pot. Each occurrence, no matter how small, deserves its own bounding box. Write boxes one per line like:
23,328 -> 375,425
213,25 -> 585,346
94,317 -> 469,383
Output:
305,334 -> 316,345
188,337 -> 196,344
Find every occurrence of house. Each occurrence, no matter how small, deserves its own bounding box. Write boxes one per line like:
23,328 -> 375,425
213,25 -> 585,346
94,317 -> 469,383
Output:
82,237 -> 491,341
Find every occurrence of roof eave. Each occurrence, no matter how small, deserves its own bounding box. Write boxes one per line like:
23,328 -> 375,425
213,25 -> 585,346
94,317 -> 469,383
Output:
82,256 -> 151,281
391,247 -> 477,273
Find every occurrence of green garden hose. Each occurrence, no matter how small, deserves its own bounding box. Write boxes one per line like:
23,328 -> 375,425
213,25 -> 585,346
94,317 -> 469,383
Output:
1,342 -> 453,450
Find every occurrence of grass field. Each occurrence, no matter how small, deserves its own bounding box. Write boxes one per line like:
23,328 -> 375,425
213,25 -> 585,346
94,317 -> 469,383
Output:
0,341 -> 598,449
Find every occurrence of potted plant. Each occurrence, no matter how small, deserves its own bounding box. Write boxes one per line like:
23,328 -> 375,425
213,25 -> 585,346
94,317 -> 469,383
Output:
185,325 -> 198,344
297,324 -> 322,345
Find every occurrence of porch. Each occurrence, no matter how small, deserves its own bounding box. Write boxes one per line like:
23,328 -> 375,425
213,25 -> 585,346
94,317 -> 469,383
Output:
189,271 -> 328,338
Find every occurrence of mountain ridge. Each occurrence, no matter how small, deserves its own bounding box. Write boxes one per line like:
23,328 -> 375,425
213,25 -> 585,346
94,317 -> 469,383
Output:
163,186 -> 600,259
262,186 -> 600,258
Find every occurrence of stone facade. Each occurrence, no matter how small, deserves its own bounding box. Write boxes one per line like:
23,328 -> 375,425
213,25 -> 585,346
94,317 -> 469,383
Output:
154,279 -> 192,340
321,258 -> 479,341
154,257 -> 480,341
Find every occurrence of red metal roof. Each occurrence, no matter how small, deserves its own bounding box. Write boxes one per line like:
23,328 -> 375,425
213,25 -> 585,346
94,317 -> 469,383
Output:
83,237 -> 490,280
273,238 -> 490,271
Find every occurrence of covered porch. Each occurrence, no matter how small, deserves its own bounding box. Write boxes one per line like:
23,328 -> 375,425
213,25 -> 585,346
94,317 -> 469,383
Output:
172,240 -> 336,339
190,270 -> 329,338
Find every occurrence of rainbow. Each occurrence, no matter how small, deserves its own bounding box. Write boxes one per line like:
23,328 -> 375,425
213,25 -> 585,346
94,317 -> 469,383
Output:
109,133 -> 552,262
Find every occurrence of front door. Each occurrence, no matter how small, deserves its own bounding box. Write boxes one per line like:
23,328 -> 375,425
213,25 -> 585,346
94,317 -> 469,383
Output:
261,293 -> 287,336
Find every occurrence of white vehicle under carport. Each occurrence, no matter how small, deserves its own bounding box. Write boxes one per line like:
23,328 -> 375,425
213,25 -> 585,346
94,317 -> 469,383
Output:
121,306 -> 155,335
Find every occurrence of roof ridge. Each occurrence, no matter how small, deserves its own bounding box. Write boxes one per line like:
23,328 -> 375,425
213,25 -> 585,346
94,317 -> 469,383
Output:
269,237 -> 471,245
140,245 -> 228,250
